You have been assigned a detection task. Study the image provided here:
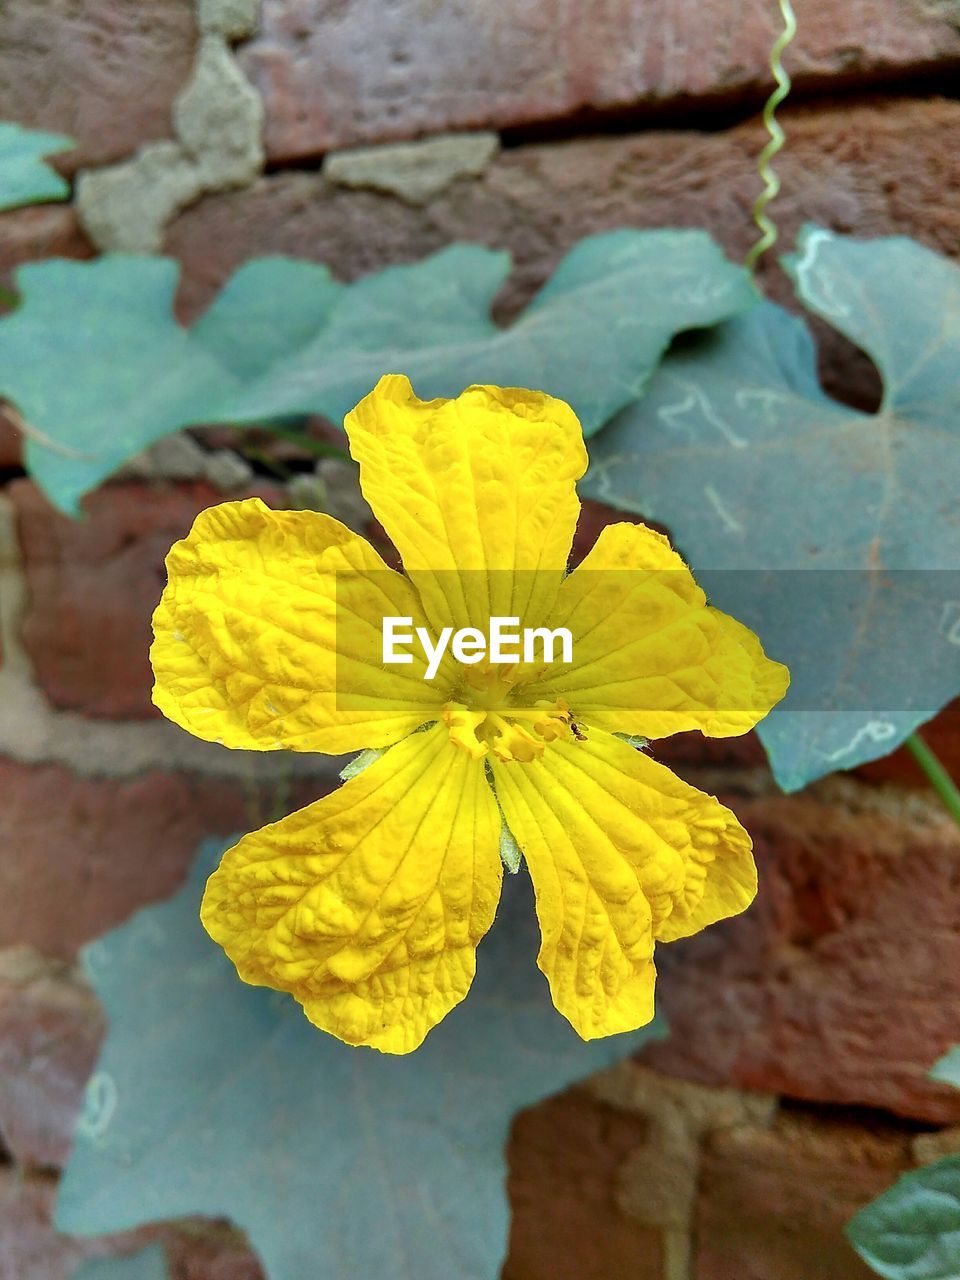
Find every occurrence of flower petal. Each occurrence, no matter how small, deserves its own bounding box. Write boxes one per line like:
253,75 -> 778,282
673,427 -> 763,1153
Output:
490,730 -> 755,1039
523,521 -> 789,739
201,724 -> 503,1053
344,375 -> 587,631
151,497 -> 450,754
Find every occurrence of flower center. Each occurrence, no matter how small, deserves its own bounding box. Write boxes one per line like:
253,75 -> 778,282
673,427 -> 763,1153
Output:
441,661 -> 575,762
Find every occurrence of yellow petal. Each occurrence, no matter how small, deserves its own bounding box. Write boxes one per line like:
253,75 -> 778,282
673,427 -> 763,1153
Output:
344,375 -> 587,632
201,724 -> 502,1053
523,521 -> 789,739
490,730 -> 755,1039
151,497 -> 452,754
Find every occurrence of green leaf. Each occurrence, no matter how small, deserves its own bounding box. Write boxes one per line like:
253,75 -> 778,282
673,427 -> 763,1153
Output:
931,1048 -> 960,1091
847,1156 -> 960,1280
0,122 -> 72,211
71,1244 -> 170,1280
191,256 -> 343,378
56,839 -> 661,1280
0,230 -> 756,514
582,226 -> 960,790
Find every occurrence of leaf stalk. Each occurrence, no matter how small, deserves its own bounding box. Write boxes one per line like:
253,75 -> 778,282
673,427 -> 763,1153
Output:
906,732 -> 960,827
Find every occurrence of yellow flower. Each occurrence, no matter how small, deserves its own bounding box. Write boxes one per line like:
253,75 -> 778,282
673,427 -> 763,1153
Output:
150,376 -> 788,1054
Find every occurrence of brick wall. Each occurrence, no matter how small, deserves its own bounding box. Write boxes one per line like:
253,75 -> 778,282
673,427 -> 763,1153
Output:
2,1 -> 960,1276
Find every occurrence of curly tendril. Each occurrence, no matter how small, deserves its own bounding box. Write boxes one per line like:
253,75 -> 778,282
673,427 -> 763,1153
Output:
745,0 -> 798,271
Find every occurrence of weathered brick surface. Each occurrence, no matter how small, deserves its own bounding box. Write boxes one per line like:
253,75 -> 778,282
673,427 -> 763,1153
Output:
0,415 -> 21,471
162,1228 -> 265,1280
0,948 -> 104,1169
11,481 -> 270,718
506,1091 -> 663,1280
0,0 -> 196,171
241,0 -> 960,161
694,1110 -> 912,1280
645,781 -> 960,1123
0,758 -> 329,959
167,96 -> 960,408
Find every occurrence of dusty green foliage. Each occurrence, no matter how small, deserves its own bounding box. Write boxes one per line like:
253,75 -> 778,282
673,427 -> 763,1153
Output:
56,839 -> 660,1280
0,230 -> 756,515
848,1050 -> 960,1279
0,121 -> 72,211
583,227 -> 960,789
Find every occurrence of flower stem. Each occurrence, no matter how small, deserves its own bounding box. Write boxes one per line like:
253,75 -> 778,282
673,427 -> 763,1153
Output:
745,0 -> 798,271
906,732 -> 960,826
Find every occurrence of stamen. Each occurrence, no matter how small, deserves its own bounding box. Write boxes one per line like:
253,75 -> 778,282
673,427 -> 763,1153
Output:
442,696 -> 576,762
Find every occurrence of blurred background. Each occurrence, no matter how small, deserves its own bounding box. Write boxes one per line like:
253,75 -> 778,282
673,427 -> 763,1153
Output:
2,2 -> 960,1277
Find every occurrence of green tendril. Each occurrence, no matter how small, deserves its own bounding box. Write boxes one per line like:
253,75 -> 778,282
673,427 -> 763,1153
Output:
745,0 -> 798,272
906,733 -> 960,828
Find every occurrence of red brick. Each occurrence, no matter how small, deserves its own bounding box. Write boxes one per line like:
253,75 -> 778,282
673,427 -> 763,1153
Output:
162,1228 -> 264,1280
0,758 -> 331,959
0,947 -> 104,1169
0,412 -> 21,470
571,499 -> 643,566
241,0 -> 960,161
645,783 -> 960,1123
0,0 -> 196,171
655,729 -> 768,774
12,481 -> 275,719
506,1091 -> 663,1280
695,1110 -> 911,1280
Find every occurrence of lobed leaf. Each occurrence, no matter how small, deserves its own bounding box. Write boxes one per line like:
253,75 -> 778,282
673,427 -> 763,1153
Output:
56,838 -> 659,1280
71,1244 -> 171,1280
582,226 -> 960,789
930,1048 -> 960,1092
0,230 -> 756,514
847,1157 -> 960,1280
0,121 -> 72,211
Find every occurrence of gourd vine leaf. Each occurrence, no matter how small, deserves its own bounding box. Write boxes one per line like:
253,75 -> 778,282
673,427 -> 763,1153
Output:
847,1048 -> 960,1278
0,122 -> 72,211
0,229 -> 757,515
71,1244 -> 171,1280
846,1157 -> 960,1279
930,1048 -> 960,1092
582,226 -> 960,791
56,839 -> 659,1280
